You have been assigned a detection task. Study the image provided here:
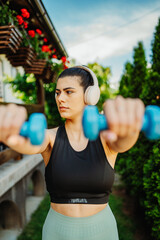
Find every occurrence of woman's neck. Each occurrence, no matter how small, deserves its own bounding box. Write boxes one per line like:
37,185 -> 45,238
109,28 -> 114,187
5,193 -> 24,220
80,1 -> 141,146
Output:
65,117 -> 85,141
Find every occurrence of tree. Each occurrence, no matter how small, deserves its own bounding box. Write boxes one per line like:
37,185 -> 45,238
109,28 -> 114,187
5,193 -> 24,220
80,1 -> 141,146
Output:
140,71 -> 160,106
151,18 -> 160,74
131,41 -> 147,98
141,17 -> 160,106
118,42 -> 147,99
118,61 -> 133,97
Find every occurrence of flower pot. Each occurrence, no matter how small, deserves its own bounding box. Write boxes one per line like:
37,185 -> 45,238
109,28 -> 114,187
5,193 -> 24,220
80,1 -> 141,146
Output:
24,59 -> 47,75
0,24 -> 22,54
7,46 -> 36,67
42,65 -> 58,83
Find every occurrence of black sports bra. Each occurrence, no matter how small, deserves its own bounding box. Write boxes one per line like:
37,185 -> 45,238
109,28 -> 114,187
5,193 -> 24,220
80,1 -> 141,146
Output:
45,125 -> 115,204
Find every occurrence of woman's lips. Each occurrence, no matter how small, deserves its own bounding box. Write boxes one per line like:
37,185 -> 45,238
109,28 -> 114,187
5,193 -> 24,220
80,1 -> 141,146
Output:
59,106 -> 69,111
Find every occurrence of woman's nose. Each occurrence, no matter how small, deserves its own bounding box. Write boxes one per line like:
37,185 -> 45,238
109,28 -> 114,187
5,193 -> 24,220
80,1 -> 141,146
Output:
57,92 -> 65,102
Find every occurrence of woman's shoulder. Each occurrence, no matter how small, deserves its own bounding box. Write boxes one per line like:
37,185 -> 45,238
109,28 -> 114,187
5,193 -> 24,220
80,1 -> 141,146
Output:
99,133 -> 118,169
47,126 -> 59,148
41,126 -> 59,167
100,133 -> 118,154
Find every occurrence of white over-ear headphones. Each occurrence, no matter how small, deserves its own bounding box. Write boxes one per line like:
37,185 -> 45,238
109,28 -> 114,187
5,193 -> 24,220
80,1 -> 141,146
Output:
55,65 -> 100,105
74,65 -> 100,105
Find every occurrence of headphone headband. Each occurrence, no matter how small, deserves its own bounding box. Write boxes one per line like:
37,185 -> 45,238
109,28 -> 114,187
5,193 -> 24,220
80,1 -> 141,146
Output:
74,65 -> 100,105
74,65 -> 98,86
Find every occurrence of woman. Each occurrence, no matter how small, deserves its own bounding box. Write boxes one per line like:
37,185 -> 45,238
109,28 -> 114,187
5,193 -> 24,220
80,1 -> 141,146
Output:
0,65 -> 145,240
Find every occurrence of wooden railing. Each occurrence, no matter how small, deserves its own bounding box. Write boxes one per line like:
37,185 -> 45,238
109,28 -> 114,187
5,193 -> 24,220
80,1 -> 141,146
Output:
0,102 -> 44,114
0,148 -> 22,165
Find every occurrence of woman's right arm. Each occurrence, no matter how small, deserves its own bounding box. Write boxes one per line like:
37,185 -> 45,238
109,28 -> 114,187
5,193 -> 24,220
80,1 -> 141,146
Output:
0,104 -> 51,155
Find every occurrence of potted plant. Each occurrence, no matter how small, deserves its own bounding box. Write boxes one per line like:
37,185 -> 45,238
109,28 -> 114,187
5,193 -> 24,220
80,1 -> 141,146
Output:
7,8 -> 36,67
0,1 -> 22,54
4,6 -> 52,72
2,5 -> 69,78
24,31 -> 52,75
42,55 -> 70,83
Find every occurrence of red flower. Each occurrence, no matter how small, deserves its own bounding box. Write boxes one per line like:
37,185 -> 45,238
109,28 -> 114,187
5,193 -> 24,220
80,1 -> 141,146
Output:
21,9 -> 30,18
16,15 -> 24,25
53,48 -> 56,52
52,54 -> 57,59
63,64 -> 68,69
28,30 -> 35,38
23,21 -> 28,29
61,56 -> 67,63
43,38 -> 48,42
36,29 -> 42,35
21,8 -> 28,13
42,45 -> 50,52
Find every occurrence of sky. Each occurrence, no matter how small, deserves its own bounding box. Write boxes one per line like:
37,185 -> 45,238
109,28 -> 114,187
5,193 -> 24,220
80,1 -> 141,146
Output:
42,0 -> 160,89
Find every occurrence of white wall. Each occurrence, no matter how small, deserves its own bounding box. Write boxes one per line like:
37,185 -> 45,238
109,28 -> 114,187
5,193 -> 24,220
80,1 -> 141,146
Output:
0,54 -> 24,104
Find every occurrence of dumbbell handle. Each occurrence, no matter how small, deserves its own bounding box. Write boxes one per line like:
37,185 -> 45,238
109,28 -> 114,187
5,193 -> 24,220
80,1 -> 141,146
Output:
93,113 -> 153,132
82,105 -> 160,140
19,113 -> 47,145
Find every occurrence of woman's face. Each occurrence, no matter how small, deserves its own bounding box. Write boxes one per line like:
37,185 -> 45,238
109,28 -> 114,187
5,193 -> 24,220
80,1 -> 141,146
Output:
55,76 -> 86,119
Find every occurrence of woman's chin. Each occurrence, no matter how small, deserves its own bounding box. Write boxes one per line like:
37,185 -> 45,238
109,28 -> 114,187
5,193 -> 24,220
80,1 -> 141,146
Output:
59,112 -> 69,118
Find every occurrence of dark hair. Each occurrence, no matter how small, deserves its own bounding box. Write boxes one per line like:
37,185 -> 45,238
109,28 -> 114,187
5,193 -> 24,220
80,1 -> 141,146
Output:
57,67 -> 94,92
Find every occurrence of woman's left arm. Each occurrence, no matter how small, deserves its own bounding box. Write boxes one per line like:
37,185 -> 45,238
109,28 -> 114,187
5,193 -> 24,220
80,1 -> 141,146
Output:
101,95 -> 145,153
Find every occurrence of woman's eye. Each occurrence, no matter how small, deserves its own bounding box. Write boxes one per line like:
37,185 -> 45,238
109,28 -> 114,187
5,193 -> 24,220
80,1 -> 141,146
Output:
55,92 -> 60,96
66,91 -> 72,94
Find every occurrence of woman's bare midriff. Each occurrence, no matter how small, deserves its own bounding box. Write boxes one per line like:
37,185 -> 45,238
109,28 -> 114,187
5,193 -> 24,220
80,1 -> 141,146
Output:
50,202 -> 108,217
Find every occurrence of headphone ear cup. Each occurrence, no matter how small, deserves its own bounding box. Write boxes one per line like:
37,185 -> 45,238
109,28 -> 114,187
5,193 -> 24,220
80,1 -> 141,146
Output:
84,86 -> 100,105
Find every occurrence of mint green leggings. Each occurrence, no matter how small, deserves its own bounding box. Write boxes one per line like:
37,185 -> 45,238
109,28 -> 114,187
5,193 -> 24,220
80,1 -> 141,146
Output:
42,204 -> 119,240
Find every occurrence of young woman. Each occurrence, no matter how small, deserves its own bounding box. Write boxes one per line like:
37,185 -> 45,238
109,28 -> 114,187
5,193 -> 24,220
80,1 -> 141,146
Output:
0,65 -> 145,240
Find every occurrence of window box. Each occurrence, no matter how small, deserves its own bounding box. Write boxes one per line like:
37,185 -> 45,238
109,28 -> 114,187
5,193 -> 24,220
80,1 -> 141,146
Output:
0,24 -> 22,54
24,59 -> 47,75
7,46 -> 36,67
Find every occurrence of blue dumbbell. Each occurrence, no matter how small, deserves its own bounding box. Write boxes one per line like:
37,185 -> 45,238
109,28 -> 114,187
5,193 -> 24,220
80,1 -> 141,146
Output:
19,113 -> 47,145
82,105 -> 160,141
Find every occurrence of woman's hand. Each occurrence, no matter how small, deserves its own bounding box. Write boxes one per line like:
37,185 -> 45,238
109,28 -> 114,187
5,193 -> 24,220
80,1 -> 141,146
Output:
102,96 -> 145,152
0,104 -> 27,146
